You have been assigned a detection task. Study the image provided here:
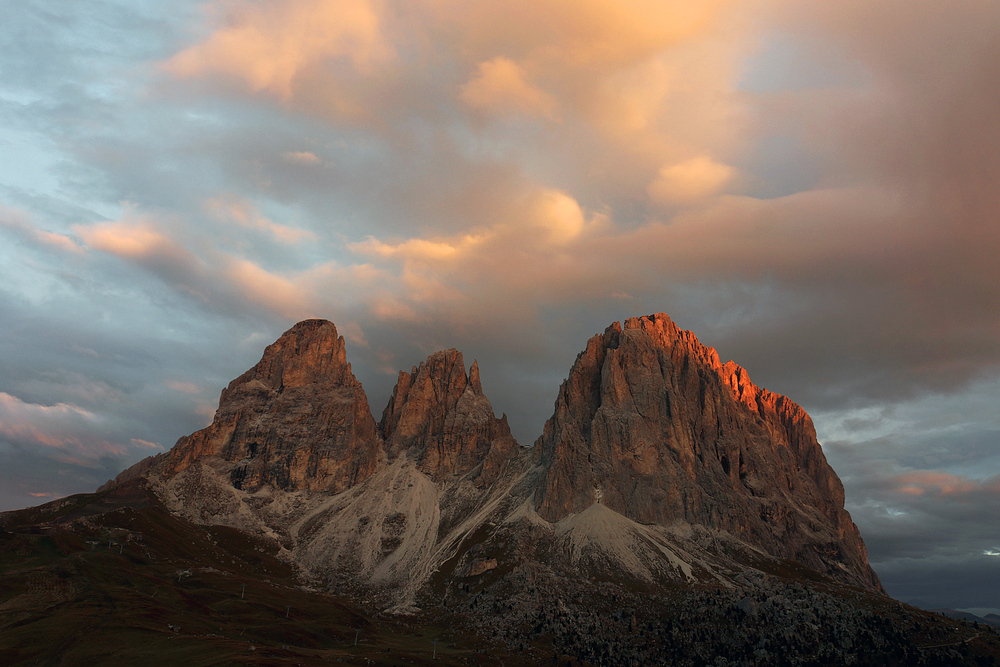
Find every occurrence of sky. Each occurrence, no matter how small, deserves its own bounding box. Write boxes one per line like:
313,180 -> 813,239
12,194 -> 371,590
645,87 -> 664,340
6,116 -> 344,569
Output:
1,0 -> 998,612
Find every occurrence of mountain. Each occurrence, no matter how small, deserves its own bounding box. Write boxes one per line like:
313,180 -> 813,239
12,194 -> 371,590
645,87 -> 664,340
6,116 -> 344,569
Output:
532,315 -> 879,590
121,314 -> 879,610
162,319 -> 384,495
380,348 -> 518,487
12,313 -> 1000,664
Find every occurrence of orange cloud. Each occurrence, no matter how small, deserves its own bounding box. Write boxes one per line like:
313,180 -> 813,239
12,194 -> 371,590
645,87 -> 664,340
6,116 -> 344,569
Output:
648,155 -> 736,204
353,236 -> 475,262
531,190 -> 591,244
335,185 -> 640,328
166,381 -> 202,395
461,57 -> 558,119
164,0 -> 391,99
892,471 -> 999,497
347,183 -> 906,318
1,204 -> 84,253
351,188 -> 596,265
449,0 -> 728,68
74,217 -> 184,261
282,150 -> 322,165
74,207 -> 348,320
205,196 -> 315,244
35,230 -> 83,253
224,258 -> 312,319
144,0 -> 998,395
161,0 -> 749,156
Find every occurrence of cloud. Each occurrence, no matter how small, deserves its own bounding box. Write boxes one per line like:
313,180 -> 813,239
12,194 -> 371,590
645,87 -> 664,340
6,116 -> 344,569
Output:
0,444 -> 131,514
74,213 -> 220,307
354,236 -> 478,263
165,381 -> 202,395
0,391 -> 114,454
73,209 -> 326,320
337,320 -> 369,349
204,196 -> 316,244
648,155 -> 736,204
224,257 -> 312,318
460,57 -> 558,119
817,386 -> 1000,608
0,204 -> 83,254
892,471 -> 995,498
158,0 -> 748,157
164,0 -> 392,99
531,189 -> 591,244
282,151 -> 321,165
346,186 -> 614,323
76,219 -> 181,260
445,0 -> 728,69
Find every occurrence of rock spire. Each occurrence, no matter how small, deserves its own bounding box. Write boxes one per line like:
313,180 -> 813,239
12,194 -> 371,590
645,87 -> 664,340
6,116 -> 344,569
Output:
380,349 -> 518,486
164,319 -> 384,493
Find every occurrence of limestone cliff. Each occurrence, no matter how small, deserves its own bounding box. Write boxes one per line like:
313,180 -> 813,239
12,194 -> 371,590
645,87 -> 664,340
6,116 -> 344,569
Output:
532,313 -> 882,591
163,319 -> 384,494
380,349 -> 519,487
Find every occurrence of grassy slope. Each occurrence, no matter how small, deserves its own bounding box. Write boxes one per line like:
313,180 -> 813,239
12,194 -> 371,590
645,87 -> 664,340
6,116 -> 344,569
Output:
3,484 -> 998,666
0,487 -> 558,666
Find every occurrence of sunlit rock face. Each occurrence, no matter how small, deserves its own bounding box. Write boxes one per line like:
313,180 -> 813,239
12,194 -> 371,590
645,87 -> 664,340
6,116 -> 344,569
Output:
131,313 -> 882,605
163,319 -> 385,494
380,349 -> 519,487
532,313 -> 882,591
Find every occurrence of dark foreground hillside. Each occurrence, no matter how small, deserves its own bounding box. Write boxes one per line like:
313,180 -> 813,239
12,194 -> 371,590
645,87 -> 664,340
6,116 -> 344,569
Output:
2,483 -> 998,667
0,484 -> 540,667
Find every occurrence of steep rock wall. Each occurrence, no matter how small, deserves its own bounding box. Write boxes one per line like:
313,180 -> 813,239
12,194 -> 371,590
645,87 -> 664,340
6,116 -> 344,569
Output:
163,319 -> 385,494
532,313 -> 881,591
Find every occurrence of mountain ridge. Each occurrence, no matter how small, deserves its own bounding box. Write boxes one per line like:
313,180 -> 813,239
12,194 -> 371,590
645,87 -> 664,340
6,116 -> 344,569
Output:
99,313 -> 882,613
15,313 -> 1000,665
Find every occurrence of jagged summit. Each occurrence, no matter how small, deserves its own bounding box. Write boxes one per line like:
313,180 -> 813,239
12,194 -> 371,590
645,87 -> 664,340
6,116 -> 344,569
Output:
162,319 -> 384,494
380,349 -> 518,485
532,313 -> 880,590
99,313 -> 882,617
228,318 -> 354,390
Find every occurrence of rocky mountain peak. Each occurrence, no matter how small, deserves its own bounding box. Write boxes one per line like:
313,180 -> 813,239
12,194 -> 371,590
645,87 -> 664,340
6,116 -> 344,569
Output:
532,313 -> 881,590
115,313 -> 882,614
380,349 -> 518,484
162,319 -> 384,494
381,348 -> 469,452
223,319 -> 351,397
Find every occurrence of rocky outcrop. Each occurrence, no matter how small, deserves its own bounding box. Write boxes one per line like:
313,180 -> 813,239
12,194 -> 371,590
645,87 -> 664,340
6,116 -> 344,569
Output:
163,319 -> 385,494
380,350 -> 518,487
97,452 -> 165,492
532,313 -> 882,591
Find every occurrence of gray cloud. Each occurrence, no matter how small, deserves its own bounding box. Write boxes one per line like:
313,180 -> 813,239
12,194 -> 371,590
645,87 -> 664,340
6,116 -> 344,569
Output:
816,386 -> 1000,609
